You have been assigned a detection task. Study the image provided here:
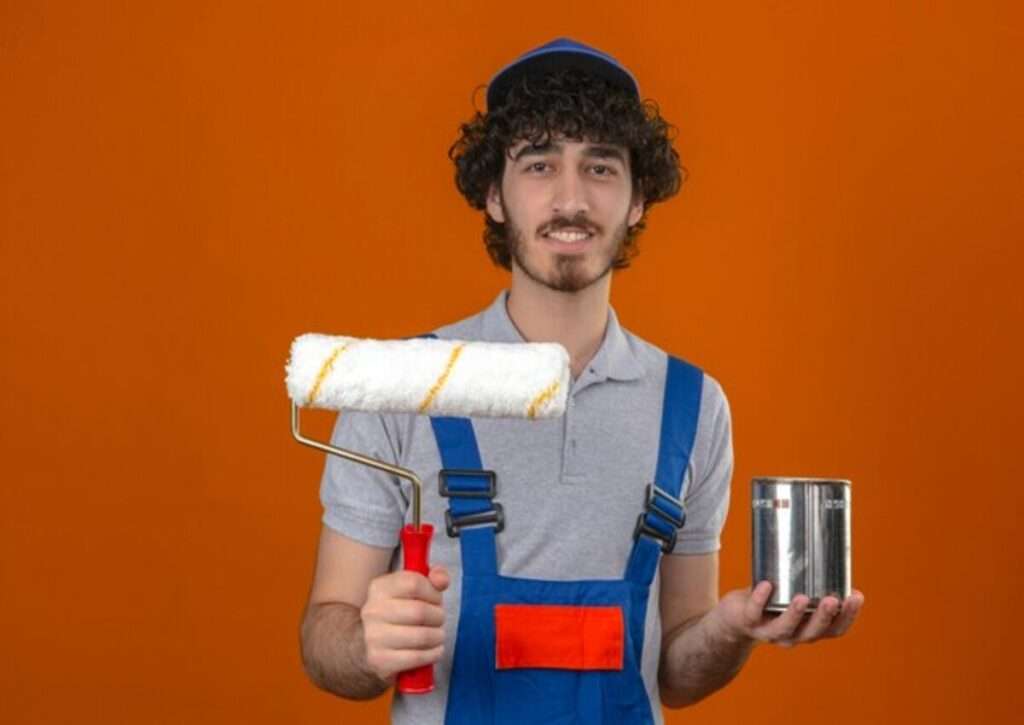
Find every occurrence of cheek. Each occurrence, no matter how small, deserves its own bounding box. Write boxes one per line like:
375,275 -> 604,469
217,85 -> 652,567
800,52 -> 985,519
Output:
596,189 -> 633,222
503,192 -> 544,233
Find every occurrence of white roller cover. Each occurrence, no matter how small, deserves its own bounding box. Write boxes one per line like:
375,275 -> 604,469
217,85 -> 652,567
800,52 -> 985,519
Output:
285,334 -> 570,419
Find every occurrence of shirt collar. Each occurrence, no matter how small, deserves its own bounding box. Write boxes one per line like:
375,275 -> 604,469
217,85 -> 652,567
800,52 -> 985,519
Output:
479,290 -> 645,382
588,305 -> 645,382
480,290 -> 527,343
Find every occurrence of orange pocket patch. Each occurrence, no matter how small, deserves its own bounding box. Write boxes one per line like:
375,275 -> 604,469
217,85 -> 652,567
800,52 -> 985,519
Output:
494,604 -> 624,671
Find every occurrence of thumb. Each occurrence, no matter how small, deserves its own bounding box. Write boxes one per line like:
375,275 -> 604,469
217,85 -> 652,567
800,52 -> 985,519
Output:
428,565 -> 450,592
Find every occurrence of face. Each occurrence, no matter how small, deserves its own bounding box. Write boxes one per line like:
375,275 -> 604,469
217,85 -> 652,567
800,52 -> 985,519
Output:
486,136 -> 644,293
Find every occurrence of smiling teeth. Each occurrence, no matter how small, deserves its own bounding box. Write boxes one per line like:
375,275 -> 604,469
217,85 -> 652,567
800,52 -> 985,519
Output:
547,231 -> 590,242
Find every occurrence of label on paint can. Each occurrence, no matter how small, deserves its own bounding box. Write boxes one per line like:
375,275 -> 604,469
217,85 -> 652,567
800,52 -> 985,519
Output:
752,498 -> 790,509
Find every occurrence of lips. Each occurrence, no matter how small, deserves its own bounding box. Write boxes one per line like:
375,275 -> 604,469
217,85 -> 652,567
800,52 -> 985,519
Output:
542,226 -> 595,243
545,230 -> 591,242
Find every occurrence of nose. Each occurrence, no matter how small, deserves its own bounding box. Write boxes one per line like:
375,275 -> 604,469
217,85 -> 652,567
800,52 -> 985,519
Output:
551,167 -> 589,217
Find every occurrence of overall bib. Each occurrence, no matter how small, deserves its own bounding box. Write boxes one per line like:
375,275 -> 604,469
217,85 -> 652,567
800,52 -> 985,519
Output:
428,355 -> 704,725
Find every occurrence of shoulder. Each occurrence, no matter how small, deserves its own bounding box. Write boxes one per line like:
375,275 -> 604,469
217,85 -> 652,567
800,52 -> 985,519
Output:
432,307 -> 487,341
618,326 -> 670,376
619,325 -> 730,422
698,372 -> 730,423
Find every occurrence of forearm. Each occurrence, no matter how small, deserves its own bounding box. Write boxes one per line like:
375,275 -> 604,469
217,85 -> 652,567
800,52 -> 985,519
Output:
300,601 -> 391,700
658,608 -> 756,708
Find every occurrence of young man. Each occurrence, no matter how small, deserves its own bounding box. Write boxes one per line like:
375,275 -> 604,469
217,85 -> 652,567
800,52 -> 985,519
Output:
300,38 -> 864,724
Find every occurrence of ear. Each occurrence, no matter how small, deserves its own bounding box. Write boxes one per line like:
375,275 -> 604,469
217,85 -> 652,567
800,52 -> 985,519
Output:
627,194 -> 645,227
486,183 -> 505,223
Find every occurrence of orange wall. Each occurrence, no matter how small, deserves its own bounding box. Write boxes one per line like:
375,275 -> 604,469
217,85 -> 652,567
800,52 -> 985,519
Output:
2,2 -> 1022,722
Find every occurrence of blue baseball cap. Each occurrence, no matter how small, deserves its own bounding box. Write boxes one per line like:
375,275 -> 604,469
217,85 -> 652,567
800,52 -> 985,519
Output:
486,37 -> 640,111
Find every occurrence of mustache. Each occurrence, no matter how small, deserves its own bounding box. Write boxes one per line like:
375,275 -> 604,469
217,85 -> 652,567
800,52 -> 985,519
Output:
539,215 -> 601,236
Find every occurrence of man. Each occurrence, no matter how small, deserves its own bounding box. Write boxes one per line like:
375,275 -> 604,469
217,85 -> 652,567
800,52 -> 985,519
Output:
300,38 -> 864,724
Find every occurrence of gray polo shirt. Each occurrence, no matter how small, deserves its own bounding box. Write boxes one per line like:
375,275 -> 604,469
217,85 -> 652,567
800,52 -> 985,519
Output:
319,290 -> 733,724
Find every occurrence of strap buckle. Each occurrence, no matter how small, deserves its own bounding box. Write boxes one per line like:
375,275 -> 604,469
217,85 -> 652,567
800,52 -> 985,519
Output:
438,469 -> 497,499
633,483 -> 686,554
445,503 -> 505,538
633,514 -> 677,554
645,483 -> 685,528
439,469 -> 501,538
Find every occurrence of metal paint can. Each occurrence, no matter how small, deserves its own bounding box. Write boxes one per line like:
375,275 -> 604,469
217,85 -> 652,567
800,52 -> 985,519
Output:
751,477 -> 852,612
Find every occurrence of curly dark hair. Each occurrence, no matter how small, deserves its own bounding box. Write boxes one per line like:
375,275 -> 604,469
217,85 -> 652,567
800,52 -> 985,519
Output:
448,68 -> 685,270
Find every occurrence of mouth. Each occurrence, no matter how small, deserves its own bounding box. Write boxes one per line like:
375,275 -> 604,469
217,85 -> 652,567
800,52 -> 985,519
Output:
541,228 -> 595,251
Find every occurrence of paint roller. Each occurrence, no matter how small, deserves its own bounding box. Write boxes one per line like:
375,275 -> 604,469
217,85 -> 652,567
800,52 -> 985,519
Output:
286,333 -> 570,693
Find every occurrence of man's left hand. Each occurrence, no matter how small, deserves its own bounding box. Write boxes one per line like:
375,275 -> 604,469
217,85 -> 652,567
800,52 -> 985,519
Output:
709,581 -> 865,648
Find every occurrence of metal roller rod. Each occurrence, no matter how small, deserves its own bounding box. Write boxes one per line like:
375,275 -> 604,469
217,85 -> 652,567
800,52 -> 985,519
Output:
291,401 -> 425,529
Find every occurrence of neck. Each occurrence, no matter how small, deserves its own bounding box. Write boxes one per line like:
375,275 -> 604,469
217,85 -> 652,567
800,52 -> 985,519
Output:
506,267 -> 611,379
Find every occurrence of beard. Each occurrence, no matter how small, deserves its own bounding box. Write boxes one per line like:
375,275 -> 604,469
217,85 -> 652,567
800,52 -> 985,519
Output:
502,200 -> 629,293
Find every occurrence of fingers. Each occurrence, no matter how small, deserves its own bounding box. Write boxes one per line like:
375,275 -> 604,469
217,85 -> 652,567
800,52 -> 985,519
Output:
743,581 -> 774,625
826,590 -> 864,638
364,644 -> 445,678
361,569 -> 449,681
774,590 -> 865,646
792,597 -> 841,643
757,595 -> 810,646
371,570 -> 445,605
363,571 -> 447,627
721,585 -> 864,650
369,622 -> 446,651
372,598 -> 445,627
428,565 -> 451,592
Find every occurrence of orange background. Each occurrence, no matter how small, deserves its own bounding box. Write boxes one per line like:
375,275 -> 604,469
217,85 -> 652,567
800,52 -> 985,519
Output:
2,2 -> 1022,723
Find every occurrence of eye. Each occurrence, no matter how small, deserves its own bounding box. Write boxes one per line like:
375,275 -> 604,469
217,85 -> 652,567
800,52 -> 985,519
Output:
525,161 -> 549,173
591,164 -> 616,176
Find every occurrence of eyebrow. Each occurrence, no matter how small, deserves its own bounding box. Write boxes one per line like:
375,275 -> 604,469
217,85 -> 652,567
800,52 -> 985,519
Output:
511,141 -> 627,165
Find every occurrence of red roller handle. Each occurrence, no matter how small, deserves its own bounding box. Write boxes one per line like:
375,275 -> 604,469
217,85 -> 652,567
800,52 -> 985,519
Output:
396,523 -> 435,694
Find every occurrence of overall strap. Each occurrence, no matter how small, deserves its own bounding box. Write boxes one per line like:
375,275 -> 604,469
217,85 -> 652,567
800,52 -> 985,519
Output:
418,334 -> 500,577
429,417 -> 500,576
624,355 -> 704,587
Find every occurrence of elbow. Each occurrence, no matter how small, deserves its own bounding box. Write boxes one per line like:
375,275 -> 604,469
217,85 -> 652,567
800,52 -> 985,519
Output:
658,663 -> 743,710
298,602 -> 346,697
659,683 -> 704,710
299,604 -> 328,691
298,601 -> 389,701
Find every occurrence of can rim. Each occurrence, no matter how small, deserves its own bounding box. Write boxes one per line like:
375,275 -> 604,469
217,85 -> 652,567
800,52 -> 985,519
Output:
751,476 -> 851,486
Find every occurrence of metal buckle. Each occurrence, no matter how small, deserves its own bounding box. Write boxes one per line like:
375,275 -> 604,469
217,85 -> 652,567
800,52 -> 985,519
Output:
633,513 -> 678,554
445,503 -> 505,538
645,483 -> 686,529
438,469 -> 497,499
633,483 -> 685,553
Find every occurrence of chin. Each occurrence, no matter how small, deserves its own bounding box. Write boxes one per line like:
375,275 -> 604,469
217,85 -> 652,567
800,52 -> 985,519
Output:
544,265 -> 612,293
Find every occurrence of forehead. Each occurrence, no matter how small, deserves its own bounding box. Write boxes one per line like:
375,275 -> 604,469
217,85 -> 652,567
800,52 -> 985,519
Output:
505,135 -> 629,162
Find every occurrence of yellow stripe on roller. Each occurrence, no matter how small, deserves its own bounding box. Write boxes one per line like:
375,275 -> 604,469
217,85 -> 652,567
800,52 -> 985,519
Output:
305,342 -> 353,406
526,380 -> 561,420
418,343 -> 465,414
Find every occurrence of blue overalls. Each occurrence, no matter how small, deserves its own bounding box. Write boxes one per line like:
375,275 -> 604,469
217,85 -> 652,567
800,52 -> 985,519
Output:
428,355 -> 704,725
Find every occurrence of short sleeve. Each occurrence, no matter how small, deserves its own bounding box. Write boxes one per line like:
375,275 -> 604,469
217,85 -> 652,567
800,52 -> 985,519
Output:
671,374 -> 733,555
319,409 -> 409,549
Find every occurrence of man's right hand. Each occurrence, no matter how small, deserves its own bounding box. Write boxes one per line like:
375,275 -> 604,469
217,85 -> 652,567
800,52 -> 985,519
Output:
360,565 -> 450,681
